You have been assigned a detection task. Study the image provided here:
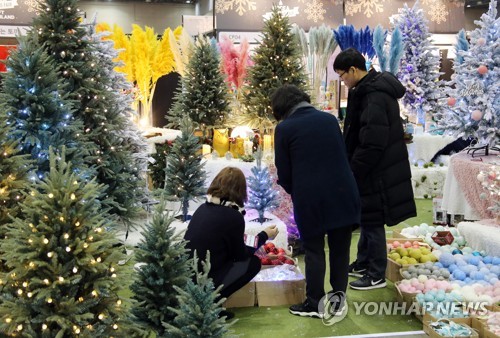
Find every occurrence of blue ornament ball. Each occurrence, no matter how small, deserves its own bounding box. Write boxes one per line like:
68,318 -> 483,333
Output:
439,253 -> 455,267
448,264 -> 458,273
452,269 -> 466,281
467,256 -> 481,266
492,257 -> 500,265
434,262 -> 444,268
452,249 -> 463,255
483,256 -> 493,264
472,251 -> 482,257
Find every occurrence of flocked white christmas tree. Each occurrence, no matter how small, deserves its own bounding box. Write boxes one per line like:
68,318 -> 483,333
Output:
392,1 -> 443,126
246,148 -> 279,223
437,0 -> 499,148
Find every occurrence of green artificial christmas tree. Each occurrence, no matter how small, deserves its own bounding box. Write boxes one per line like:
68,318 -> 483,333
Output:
31,0 -> 147,224
165,252 -> 231,338
130,202 -> 191,337
0,37 -> 84,181
241,5 -> 308,131
168,36 -> 231,131
149,141 -> 173,189
87,21 -> 149,221
0,110 -> 30,233
246,149 -> 279,223
0,149 -> 137,337
164,117 -> 206,221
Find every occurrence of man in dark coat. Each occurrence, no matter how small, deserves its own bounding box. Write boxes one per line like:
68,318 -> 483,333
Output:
272,84 -> 361,319
334,48 -> 417,290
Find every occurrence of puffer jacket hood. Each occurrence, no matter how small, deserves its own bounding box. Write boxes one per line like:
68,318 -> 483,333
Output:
357,71 -> 406,100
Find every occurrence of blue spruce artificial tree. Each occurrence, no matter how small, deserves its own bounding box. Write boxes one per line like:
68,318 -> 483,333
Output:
246,149 -> 279,223
392,1 -> 443,126
165,252 -> 231,338
165,117 -> 207,221
437,0 -> 499,148
130,202 -> 191,337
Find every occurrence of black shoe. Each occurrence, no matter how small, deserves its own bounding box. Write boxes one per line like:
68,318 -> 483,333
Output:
349,275 -> 386,290
219,310 -> 235,320
348,262 -> 367,278
289,300 -> 321,318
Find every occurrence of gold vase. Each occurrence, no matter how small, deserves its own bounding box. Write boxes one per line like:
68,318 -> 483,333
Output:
213,128 -> 229,157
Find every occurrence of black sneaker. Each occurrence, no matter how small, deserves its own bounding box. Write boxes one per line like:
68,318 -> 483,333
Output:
289,300 -> 321,318
349,275 -> 386,290
348,262 -> 367,277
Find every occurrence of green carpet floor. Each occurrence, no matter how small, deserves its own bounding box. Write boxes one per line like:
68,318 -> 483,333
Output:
226,199 -> 433,337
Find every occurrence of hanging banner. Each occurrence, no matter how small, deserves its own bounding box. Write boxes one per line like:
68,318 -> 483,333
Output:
0,0 -> 38,36
0,44 -> 16,71
344,0 -> 465,33
215,0 -> 343,32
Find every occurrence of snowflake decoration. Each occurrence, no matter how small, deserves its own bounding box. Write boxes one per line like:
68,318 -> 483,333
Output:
345,0 -> 385,18
429,2 -> 448,24
304,0 -> 326,22
24,0 -> 40,14
215,0 -> 257,16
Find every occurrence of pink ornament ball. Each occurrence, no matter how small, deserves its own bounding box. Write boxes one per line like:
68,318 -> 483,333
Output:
392,241 -> 401,248
404,241 -> 412,248
477,38 -> 486,46
471,110 -> 483,121
478,65 -> 488,75
447,97 -> 456,106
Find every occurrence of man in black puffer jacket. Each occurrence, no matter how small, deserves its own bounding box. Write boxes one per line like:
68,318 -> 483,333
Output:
334,48 -> 417,290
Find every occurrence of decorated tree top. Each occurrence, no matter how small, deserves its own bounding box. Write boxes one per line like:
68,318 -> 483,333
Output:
392,1 -> 443,121
241,5 -> 308,131
167,35 -> 231,129
437,0 -> 499,147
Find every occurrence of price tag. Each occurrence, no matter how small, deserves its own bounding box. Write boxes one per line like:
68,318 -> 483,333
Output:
244,234 -> 259,248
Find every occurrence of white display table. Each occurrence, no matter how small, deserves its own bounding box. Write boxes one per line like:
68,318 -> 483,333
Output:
441,153 -> 497,221
457,219 -> 500,256
406,133 -> 455,164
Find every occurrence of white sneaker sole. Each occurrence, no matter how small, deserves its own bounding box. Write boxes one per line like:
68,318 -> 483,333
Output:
349,282 -> 387,290
348,272 -> 364,278
289,309 -> 322,318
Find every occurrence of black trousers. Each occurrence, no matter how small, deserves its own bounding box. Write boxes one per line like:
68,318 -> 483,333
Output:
355,224 -> 387,280
302,226 -> 352,307
218,255 -> 261,299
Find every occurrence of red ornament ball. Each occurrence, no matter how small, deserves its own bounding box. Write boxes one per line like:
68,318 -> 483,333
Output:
447,97 -> 456,106
471,110 -> 483,121
478,65 -> 488,75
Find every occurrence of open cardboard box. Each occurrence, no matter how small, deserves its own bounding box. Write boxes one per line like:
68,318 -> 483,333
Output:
223,282 -> 256,308
224,265 -> 306,308
423,313 -> 472,335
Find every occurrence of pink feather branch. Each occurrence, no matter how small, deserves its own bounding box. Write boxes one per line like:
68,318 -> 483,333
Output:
219,36 -> 252,90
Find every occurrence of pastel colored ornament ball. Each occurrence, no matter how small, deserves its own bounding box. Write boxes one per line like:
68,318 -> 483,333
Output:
447,97 -> 456,106
471,110 -> 483,121
477,65 -> 488,75
477,37 -> 486,46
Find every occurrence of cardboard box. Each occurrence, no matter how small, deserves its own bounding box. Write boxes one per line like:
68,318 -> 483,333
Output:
427,322 -> 478,338
223,282 -> 256,308
255,278 -> 305,306
471,317 -> 487,338
392,229 -> 421,240
423,313 -> 472,335
485,328 -> 500,338
394,281 -> 419,311
386,257 -> 403,282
